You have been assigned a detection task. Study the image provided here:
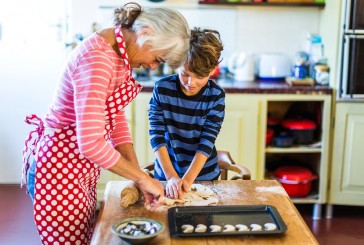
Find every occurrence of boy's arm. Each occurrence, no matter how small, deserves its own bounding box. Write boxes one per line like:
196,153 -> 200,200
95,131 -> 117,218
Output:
154,146 -> 179,180
182,152 -> 208,187
183,90 -> 225,185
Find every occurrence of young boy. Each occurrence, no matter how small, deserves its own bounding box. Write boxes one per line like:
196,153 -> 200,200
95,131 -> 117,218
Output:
148,27 -> 225,199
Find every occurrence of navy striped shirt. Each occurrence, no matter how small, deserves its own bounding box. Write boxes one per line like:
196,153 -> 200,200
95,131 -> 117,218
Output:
148,74 -> 225,180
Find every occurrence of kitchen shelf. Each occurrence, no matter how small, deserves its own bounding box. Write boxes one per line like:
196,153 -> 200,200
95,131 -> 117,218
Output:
198,1 -> 325,8
265,146 -> 322,153
262,98 -> 331,219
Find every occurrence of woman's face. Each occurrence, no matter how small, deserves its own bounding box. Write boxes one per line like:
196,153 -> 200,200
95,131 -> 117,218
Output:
178,65 -> 212,96
128,44 -> 165,70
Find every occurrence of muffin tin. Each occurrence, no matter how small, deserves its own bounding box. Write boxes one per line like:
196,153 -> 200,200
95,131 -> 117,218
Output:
168,205 -> 287,237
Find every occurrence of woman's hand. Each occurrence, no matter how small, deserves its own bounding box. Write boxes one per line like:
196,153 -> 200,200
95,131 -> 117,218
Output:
135,173 -> 164,208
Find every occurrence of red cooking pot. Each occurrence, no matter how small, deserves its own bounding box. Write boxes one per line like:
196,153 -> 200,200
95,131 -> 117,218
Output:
281,119 -> 316,145
266,128 -> 274,146
273,166 -> 317,197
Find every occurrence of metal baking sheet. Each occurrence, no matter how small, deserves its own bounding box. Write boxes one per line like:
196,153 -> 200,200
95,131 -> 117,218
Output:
168,205 -> 287,237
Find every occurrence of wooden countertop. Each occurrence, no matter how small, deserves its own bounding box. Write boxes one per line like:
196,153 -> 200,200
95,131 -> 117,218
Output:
137,77 -> 333,95
91,180 -> 318,245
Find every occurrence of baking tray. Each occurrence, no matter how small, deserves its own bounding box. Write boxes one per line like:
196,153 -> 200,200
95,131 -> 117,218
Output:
168,205 -> 287,237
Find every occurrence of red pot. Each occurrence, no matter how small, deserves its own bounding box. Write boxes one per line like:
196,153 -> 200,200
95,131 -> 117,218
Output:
273,166 -> 317,197
281,119 -> 317,145
266,128 -> 274,145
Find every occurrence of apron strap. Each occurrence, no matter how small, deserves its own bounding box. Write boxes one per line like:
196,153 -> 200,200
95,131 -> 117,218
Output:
21,114 -> 45,188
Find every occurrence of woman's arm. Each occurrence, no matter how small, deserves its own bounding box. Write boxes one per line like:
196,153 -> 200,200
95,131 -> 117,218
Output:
108,143 -> 165,205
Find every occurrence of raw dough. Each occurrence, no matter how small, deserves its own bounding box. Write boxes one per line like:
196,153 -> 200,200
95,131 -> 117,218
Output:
250,224 -> 262,231
223,224 -> 235,232
209,225 -> 222,232
235,224 -> 249,231
264,223 -> 277,231
119,181 -> 141,207
120,183 -> 218,208
190,183 -> 214,197
195,224 -> 207,233
181,224 -> 194,233
164,184 -> 218,207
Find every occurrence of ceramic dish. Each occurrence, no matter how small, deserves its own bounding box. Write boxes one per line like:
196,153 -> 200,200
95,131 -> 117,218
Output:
111,217 -> 164,244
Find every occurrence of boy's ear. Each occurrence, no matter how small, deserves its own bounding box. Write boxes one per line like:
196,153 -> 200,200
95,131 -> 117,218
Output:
209,66 -> 218,76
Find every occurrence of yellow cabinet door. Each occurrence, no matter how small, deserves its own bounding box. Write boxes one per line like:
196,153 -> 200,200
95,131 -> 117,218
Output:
133,92 -> 155,166
329,103 -> 364,205
215,94 -> 260,179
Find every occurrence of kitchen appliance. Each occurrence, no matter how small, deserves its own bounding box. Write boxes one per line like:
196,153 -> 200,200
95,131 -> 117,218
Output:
273,166 -> 317,197
228,52 -> 255,81
257,53 -> 292,80
338,0 -> 364,99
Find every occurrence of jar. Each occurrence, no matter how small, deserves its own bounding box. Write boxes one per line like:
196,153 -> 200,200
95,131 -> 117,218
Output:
314,64 -> 330,85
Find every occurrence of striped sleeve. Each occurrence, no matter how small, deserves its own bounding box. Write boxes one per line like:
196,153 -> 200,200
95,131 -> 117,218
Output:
110,108 -> 133,147
72,50 -> 121,169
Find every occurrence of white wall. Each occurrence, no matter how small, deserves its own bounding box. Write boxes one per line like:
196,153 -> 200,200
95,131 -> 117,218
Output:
0,0 -> 69,183
77,1 -> 322,63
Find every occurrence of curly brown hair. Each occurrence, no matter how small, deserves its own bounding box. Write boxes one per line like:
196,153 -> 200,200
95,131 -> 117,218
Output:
187,28 -> 224,77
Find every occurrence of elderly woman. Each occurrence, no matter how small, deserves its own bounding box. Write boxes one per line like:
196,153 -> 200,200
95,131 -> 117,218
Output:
22,3 -> 190,244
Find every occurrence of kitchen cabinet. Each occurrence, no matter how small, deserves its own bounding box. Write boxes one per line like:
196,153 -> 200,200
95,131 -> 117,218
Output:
259,94 -> 332,219
327,103 -> 364,217
132,92 -> 155,165
215,94 -> 260,179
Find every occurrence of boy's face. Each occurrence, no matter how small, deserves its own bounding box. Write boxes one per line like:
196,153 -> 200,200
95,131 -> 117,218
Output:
178,65 -> 213,96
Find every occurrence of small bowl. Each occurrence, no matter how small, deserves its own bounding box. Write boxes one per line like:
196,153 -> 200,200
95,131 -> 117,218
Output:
111,217 -> 164,244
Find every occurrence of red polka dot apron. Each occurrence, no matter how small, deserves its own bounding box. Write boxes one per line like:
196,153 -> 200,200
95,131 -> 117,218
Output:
22,26 -> 142,245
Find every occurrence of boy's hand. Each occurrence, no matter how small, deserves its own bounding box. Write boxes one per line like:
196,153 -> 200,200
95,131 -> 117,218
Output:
166,177 -> 184,199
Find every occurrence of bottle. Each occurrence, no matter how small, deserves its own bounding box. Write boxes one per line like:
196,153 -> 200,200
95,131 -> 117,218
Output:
294,51 -> 309,79
307,34 -> 324,79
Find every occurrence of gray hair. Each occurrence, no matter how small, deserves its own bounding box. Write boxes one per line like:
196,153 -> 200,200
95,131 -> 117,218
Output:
114,5 -> 190,69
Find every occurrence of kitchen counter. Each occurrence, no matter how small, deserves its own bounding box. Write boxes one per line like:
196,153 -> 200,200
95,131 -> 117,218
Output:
137,76 -> 333,95
91,180 -> 318,245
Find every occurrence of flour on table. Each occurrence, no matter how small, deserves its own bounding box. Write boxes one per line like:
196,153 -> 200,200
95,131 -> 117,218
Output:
255,186 -> 288,196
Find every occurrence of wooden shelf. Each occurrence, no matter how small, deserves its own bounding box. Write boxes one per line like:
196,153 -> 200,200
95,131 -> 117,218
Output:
198,1 -> 325,8
265,146 -> 322,153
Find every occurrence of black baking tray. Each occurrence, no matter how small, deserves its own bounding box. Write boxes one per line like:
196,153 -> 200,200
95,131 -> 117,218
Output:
168,205 -> 287,237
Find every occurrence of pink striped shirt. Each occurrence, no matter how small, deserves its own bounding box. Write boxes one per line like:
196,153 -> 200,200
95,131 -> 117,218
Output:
45,33 -> 140,169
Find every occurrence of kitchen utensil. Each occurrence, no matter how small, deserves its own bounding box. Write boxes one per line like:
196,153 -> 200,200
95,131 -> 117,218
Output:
257,53 -> 292,80
272,132 -> 295,148
168,205 -> 287,237
273,166 -> 317,197
228,52 -> 255,81
111,217 -> 164,244
281,119 -> 316,144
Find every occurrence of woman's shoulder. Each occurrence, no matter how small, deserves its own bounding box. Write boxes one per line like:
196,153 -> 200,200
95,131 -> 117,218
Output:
72,33 -> 116,59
